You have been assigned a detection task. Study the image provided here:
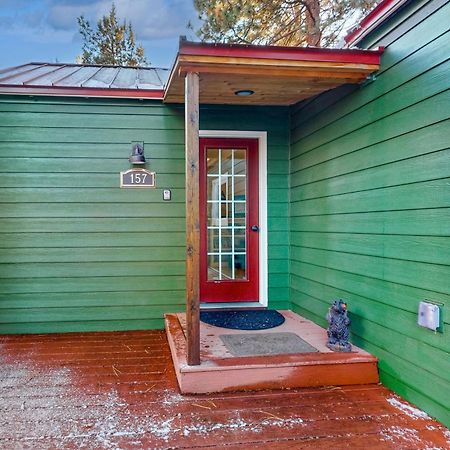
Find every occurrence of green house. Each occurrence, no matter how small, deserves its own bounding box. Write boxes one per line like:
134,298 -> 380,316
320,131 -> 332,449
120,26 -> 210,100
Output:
0,0 -> 448,426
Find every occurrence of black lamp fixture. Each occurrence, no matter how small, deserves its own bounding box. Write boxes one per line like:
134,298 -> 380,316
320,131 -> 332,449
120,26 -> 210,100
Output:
129,142 -> 146,165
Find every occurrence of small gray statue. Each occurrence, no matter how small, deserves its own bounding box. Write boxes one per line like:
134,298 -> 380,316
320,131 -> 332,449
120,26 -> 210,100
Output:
326,299 -> 352,352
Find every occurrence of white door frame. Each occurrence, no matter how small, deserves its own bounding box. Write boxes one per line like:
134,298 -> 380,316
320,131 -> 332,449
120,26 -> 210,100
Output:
199,130 -> 268,308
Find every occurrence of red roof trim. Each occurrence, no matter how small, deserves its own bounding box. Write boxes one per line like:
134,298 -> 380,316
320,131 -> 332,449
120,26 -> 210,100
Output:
345,0 -> 407,46
0,85 -> 164,99
179,41 -> 384,65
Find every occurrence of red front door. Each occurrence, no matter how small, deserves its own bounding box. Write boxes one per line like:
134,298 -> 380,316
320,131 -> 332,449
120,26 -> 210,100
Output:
199,138 -> 259,302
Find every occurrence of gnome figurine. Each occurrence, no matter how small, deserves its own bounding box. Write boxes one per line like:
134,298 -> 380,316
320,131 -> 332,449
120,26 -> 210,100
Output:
326,299 -> 352,352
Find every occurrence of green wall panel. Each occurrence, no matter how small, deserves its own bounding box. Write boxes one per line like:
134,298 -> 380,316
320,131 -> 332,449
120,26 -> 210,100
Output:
0,97 -> 289,333
289,0 -> 450,427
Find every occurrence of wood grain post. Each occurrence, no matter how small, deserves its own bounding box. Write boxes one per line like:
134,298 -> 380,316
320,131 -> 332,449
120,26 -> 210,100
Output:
185,72 -> 200,366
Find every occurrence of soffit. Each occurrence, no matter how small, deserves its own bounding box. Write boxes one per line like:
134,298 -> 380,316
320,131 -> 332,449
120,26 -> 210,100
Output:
164,41 -> 383,106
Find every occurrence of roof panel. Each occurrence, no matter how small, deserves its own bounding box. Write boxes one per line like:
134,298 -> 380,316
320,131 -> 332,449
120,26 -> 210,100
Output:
0,64 -> 49,84
155,69 -> 170,86
0,63 -> 40,78
25,65 -> 79,86
136,68 -> 165,89
56,66 -> 102,86
82,67 -> 120,88
110,67 -> 138,88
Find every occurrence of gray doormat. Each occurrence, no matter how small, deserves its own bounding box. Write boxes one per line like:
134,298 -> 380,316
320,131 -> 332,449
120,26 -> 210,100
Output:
220,332 -> 319,356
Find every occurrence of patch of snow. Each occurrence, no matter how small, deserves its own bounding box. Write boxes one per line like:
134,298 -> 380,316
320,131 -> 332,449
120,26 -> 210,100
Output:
262,417 -> 305,427
381,425 -> 421,444
444,430 -> 450,440
161,389 -> 184,406
386,396 -> 430,420
181,417 -> 254,435
176,414 -> 304,438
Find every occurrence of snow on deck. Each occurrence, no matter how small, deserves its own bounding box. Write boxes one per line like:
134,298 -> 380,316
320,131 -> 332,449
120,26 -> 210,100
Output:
0,330 -> 448,449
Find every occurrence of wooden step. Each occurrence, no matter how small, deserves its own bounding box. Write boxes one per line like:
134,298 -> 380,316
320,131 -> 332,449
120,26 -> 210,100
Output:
165,311 -> 379,394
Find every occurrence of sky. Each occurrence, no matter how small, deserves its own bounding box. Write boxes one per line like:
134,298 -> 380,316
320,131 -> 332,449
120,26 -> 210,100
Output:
0,0 -> 200,70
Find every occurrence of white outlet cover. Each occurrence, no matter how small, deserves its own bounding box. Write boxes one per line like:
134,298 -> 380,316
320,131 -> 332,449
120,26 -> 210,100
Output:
418,301 -> 440,331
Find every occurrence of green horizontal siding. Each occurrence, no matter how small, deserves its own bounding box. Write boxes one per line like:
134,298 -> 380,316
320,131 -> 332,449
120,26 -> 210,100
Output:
289,0 -> 449,427
0,96 -> 289,332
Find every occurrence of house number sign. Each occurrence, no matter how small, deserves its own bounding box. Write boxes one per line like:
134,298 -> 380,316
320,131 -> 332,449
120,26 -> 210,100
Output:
120,169 -> 156,188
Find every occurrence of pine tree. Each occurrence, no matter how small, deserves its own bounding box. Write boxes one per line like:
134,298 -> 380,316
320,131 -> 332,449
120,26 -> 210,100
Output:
192,0 -> 379,48
78,4 -> 148,66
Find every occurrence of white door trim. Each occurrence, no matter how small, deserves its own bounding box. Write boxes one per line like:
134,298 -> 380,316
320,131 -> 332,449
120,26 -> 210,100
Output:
199,130 -> 268,308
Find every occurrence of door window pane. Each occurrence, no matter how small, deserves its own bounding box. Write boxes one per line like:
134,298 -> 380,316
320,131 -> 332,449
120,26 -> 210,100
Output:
207,254 -> 220,280
234,229 -> 246,252
221,229 -> 232,252
207,149 -> 219,173
206,147 -> 247,281
234,176 -> 246,201
233,254 -> 246,280
220,177 -> 230,201
207,176 -> 220,201
221,150 -> 233,174
234,150 -> 246,175
221,255 -> 233,280
234,203 -> 246,227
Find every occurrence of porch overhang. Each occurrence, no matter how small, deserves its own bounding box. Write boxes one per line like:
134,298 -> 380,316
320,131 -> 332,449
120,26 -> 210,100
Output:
164,40 -> 383,106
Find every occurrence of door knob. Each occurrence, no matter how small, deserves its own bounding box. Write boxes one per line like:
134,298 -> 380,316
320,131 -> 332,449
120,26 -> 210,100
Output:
251,225 -> 259,232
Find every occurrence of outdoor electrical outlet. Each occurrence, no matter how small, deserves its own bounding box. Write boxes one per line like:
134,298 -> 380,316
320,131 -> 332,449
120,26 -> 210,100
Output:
417,301 -> 441,332
163,189 -> 172,201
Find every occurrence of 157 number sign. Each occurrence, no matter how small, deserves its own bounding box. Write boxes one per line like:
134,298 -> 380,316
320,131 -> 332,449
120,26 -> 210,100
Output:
120,169 -> 156,188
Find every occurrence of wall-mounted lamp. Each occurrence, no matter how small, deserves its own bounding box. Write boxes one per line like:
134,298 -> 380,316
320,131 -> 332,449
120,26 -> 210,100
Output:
129,142 -> 146,165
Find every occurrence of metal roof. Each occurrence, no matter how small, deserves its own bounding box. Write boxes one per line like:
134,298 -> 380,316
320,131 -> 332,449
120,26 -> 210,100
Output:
0,40 -> 382,103
344,0 -> 408,47
0,62 -> 169,98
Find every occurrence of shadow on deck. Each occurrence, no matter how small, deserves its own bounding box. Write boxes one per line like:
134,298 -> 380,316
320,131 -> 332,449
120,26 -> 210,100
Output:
0,328 -> 448,449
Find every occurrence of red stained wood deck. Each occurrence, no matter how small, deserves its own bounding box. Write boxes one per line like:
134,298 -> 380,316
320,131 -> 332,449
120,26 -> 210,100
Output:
0,330 -> 448,449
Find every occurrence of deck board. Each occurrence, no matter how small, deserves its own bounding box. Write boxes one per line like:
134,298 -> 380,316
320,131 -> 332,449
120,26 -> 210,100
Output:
0,330 -> 448,449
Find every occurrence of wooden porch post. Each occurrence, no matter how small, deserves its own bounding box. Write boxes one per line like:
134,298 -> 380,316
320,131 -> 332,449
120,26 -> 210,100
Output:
185,71 -> 200,366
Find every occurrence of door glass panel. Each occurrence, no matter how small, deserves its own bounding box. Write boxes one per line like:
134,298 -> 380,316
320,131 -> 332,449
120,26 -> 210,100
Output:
207,254 -> 220,280
206,147 -> 247,281
207,203 -> 219,227
234,150 -> 246,175
233,203 -> 246,227
220,229 -> 232,252
234,229 -> 246,252
207,228 -> 220,253
221,255 -> 233,280
207,176 -> 219,201
221,150 -> 233,174
233,254 -> 246,280
207,149 -> 220,173
220,177 -> 230,201
234,176 -> 246,201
